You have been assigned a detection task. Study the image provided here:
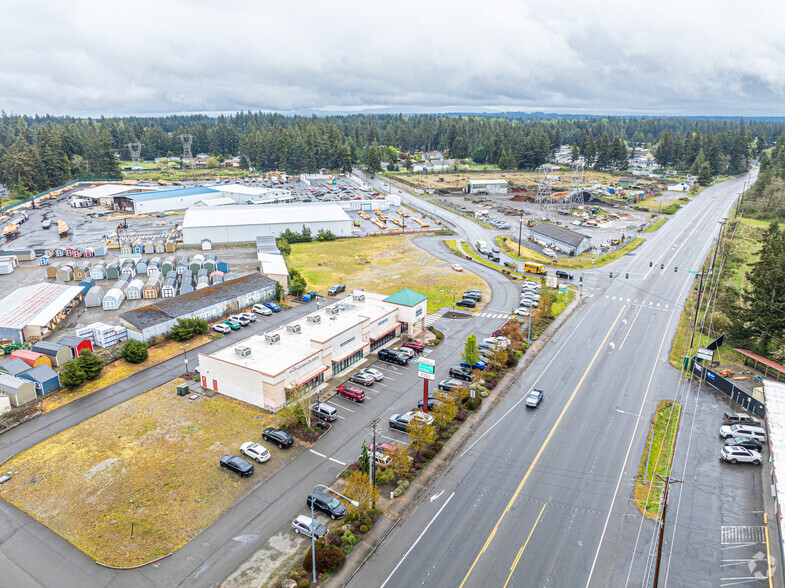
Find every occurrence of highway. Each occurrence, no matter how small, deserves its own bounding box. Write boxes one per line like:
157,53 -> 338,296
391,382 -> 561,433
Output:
346,173 -> 755,587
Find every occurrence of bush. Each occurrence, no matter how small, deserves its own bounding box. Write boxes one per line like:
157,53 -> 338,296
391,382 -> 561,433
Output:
485,378 -> 498,390
359,525 -> 369,533
169,317 -> 208,341
299,580 -> 310,588
455,411 -> 467,421
423,449 -> 436,459
393,486 -> 404,498
465,399 -> 477,411
303,540 -> 346,575
120,339 -> 149,364
399,479 -> 410,490
59,359 -> 87,388
343,544 -> 354,554
76,350 -> 104,379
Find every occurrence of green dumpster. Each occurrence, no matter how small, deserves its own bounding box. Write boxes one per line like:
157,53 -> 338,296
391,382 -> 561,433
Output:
176,384 -> 190,396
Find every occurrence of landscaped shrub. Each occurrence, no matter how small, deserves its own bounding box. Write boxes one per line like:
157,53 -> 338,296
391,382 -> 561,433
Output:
303,540 -> 345,575
359,525 -> 369,533
299,580 -> 310,588
455,411 -> 467,421
120,339 -> 149,364
423,449 -> 436,460
393,486 -> 404,498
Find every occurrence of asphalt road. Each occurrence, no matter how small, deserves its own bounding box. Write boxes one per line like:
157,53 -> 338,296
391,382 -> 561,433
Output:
0,232 -> 519,587
346,173 -> 758,588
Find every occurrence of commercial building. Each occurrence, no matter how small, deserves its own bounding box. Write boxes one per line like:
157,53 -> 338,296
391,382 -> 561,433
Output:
180,203 -> 353,244
125,186 -> 221,215
466,179 -> 508,195
119,273 -> 277,341
530,222 -> 591,256
197,289 -> 427,412
71,183 -> 159,207
0,283 -> 84,343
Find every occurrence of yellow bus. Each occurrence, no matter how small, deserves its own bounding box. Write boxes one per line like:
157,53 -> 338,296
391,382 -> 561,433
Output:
523,262 -> 547,274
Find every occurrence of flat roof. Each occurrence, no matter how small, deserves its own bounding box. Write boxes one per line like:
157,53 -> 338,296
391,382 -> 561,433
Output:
257,253 -> 288,276
182,203 -> 351,229
0,284 -> 83,329
196,197 -> 237,207
764,381 -> 785,557
128,186 -> 219,202
210,184 -> 289,197
530,222 -> 590,248
72,184 -> 157,199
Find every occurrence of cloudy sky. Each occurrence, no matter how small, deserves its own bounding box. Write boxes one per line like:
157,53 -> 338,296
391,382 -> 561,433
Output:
2,0 -> 784,117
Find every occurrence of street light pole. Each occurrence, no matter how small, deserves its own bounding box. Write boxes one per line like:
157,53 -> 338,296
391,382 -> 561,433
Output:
180,344 -> 189,376
310,484 -> 359,583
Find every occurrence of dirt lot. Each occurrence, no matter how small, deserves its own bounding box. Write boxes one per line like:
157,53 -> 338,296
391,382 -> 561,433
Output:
395,169 -> 623,193
286,234 -> 490,313
0,380 -> 304,567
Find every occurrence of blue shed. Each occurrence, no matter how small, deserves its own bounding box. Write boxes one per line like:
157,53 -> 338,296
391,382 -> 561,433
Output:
136,258 -> 148,274
19,365 -> 61,395
0,358 -> 33,377
79,277 -> 96,296
216,259 -> 229,273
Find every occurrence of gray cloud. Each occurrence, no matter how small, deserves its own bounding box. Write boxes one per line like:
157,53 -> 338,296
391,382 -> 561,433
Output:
0,0 -> 784,116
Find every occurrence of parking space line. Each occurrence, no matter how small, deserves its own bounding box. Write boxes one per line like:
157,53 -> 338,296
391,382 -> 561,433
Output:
329,457 -> 346,465
333,402 -> 355,412
382,435 -> 403,443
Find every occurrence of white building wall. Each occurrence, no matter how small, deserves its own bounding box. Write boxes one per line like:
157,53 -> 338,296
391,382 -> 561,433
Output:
134,192 -> 217,214
200,356 -> 266,406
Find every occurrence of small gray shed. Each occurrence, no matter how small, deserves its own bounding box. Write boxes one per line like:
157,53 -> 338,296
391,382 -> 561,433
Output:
0,373 -> 36,406
31,341 -> 73,367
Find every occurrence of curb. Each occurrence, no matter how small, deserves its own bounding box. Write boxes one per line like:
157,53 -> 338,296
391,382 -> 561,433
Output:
326,296 -> 583,587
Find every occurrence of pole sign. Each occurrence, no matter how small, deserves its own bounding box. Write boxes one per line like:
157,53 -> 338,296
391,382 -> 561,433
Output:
418,358 -> 435,380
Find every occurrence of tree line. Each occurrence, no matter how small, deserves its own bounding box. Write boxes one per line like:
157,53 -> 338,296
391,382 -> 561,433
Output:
1,110 -> 782,197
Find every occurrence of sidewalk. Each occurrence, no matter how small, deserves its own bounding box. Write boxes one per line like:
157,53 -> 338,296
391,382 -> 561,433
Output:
326,294 -> 583,586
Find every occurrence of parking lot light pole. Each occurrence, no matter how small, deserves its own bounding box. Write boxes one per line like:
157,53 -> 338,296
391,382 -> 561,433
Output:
310,484 -> 359,583
180,344 -> 189,376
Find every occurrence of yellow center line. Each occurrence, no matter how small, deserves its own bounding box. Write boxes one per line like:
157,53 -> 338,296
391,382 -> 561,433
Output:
765,513 -> 773,588
459,305 -> 627,587
503,503 -> 547,588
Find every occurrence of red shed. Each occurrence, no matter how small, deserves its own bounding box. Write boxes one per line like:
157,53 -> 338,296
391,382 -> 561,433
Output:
10,349 -> 52,369
57,336 -> 93,357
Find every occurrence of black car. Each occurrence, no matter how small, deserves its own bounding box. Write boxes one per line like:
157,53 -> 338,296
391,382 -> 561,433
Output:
438,378 -> 463,392
463,291 -> 482,301
262,427 -> 294,449
327,284 -> 346,296
307,490 -> 347,520
418,395 -> 443,411
455,298 -> 476,308
725,436 -> 763,452
378,348 -> 410,366
555,270 -> 574,280
449,366 -> 473,381
219,454 -> 254,477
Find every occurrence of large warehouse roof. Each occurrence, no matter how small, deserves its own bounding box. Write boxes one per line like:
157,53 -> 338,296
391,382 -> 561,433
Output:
0,284 -> 83,329
182,203 -> 351,229
128,186 -> 219,202
210,184 -> 285,197
531,223 -> 590,247
72,184 -> 156,199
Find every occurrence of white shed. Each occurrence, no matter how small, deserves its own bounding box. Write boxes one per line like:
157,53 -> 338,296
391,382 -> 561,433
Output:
102,288 -> 125,311
126,278 -> 145,300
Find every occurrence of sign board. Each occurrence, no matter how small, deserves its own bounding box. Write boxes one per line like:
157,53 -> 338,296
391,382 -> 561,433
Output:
418,358 -> 435,381
696,347 -> 714,361
546,276 -> 557,288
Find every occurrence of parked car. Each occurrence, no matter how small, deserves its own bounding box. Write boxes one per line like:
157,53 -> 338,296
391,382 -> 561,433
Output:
484,336 -> 510,349
213,323 -> 232,334
221,319 -> 242,330
370,442 -> 396,454
719,424 -> 767,441
720,445 -> 762,465
239,442 -> 271,463
263,301 -> 281,312
230,314 -> 250,326
219,454 -> 254,477
725,436 -> 763,452
307,490 -> 347,519
327,284 -> 346,296
555,270 -> 574,280
722,411 -> 759,426
514,307 -> 530,317
292,515 -> 328,538
418,395 -> 444,411
460,358 -> 486,371
252,303 -> 273,316
395,347 -> 417,359
522,281 -> 541,289
389,410 -> 435,431
366,450 -> 392,468
402,340 -> 425,352
456,298 -> 476,308
358,367 -> 384,381
452,264 -> 464,272
438,378 -> 463,392
378,348 -> 410,365
311,402 -> 338,422
239,312 -> 257,322
262,427 -> 294,448
349,372 -> 376,386
449,366 -> 473,381
519,300 -> 538,308
336,384 -> 366,402
463,291 -> 482,301
526,389 -> 544,408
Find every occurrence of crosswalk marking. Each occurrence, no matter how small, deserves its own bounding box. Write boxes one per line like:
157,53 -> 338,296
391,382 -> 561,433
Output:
425,314 -> 439,326
721,526 -> 766,544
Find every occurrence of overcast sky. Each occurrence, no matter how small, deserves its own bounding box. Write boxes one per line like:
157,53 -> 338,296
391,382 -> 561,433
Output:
1,0 -> 784,117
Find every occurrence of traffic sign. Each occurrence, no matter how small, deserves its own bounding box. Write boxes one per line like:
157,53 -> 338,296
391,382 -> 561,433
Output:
418,358 -> 435,381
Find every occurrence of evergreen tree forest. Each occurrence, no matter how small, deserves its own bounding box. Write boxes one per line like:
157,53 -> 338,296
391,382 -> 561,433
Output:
0,110 -> 781,198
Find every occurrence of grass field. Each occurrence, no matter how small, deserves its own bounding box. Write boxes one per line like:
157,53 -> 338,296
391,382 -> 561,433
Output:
287,235 -> 490,312
644,217 -> 668,233
633,400 -> 682,519
496,236 -> 645,269
0,381 -> 298,567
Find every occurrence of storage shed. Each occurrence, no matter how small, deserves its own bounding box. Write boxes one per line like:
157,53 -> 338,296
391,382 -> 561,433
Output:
31,341 -> 73,367
176,256 -> 190,274
216,259 -> 229,273
0,357 -> 34,377
190,254 -> 204,274
143,276 -> 161,299
203,254 -> 217,273
162,256 -> 175,275
0,261 -> 14,275
56,265 -> 74,282
10,349 -> 52,369
106,262 -> 120,280
0,394 -> 10,416
102,288 -> 125,310
46,264 -> 59,279
162,277 -> 178,298
57,336 -> 93,357
90,264 -> 106,280
126,278 -> 145,300
0,374 -> 36,406
84,286 -> 105,308
144,242 -> 154,254
73,263 -> 91,281
78,277 -> 95,296
19,364 -> 61,395
135,258 -> 148,274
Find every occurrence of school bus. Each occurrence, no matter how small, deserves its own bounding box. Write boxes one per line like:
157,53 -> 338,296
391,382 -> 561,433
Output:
523,262 -> 547,274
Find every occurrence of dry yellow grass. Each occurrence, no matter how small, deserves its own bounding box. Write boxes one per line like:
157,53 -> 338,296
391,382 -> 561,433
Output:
41,335 -> 212,413
0,380 -> 301,567
395,169 -> 621,193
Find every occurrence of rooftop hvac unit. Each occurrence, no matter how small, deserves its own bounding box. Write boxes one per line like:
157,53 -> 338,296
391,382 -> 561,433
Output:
286,324 -> 302,334
265,333 -> 281,344
327,307 -> 340,315
307,314 -> 321,324
235,346 -> 252,357
353,293 -> 365,303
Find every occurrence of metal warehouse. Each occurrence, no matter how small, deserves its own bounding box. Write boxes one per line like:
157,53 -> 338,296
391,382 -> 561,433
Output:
119,273 -> 277,341
125,186 -> 221,215
180,203 -> 353,244
530,222 -> 591,256
466,179 -> 508,194
0,283 -> 84,343
197,289 -> 427,412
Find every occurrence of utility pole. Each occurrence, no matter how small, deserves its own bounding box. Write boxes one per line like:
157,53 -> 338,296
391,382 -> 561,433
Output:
367,418 -> 380,505
652,475 -> 682,587
689,272 -> 704,350
518,211 -> 523,256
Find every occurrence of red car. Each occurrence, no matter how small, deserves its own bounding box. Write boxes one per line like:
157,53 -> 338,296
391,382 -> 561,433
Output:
336,384 -> 366,402
402,340 -> 424,352
370,442 -> 396,454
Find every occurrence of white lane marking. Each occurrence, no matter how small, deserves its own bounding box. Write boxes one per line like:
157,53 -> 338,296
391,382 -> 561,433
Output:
430,490 -> 445,502
333,402 -> 355,412
329,457 -> 346,465
310,450 -> 326,458
382,435 -> 402,443
618,306 -> 642,352
380,492 -> 456,588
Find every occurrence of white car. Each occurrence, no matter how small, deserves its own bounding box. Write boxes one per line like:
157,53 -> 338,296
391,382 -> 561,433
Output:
252,303 -> 273,316
514,307 -> 530,317
358,367 -> 384,381
395,347 -> 417,359
522,281 -> 541,289
720,445 -> 762,465
600,241 -> 610,248
719,424 -> 767,441
213,323 -> 232,334
483,336 -> 510,349
240,442 -> 271,463
292,515 -> 327,538
239,312 -> 257,322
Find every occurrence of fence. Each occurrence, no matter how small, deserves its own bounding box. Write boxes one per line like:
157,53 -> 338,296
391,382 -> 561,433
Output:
691,358 -> 766,418
0,178 -> 123,215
